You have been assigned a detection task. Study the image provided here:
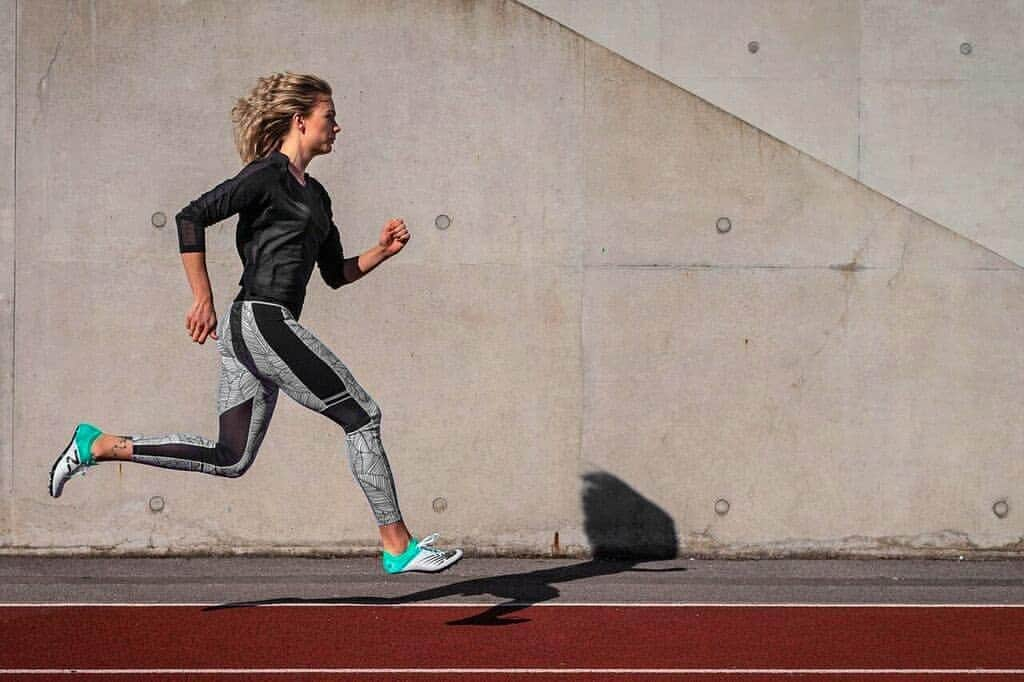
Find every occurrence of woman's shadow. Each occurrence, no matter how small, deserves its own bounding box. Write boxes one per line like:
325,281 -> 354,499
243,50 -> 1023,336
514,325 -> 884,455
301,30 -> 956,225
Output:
205,471 -> 685,625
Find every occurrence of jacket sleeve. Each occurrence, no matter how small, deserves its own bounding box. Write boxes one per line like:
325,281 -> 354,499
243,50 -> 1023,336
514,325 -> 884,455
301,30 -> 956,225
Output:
316,188 -> 347,289
175,164 -> 271,253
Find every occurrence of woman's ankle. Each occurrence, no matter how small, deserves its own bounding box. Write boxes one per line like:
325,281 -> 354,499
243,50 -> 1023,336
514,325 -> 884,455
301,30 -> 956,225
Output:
379,521 -> 413,555
91,434 -> 134,461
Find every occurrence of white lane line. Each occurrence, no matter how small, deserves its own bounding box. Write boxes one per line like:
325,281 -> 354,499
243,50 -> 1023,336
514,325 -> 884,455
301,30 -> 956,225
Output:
2,669 -> 1024,675
0,602 -> 1022,608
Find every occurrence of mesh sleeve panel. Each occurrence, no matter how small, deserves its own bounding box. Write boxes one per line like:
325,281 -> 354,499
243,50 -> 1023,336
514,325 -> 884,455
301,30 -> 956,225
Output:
176,218 -> 204,253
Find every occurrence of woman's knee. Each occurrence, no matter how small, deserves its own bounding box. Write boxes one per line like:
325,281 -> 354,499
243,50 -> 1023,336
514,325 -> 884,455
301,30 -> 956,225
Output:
211,443 -> 252,478
323,396 -> 380,432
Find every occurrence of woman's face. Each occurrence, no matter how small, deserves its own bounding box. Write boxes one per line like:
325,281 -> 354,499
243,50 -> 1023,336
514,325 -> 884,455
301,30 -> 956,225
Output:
302,96 -> 340,156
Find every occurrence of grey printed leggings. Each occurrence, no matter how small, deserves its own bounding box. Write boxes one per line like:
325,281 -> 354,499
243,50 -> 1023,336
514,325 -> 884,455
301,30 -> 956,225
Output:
128,300 -> 401,526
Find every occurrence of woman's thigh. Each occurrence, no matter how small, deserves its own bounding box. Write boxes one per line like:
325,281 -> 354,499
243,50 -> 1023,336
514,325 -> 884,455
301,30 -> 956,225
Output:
216,308 -> 280,469
233,301 -> 379,432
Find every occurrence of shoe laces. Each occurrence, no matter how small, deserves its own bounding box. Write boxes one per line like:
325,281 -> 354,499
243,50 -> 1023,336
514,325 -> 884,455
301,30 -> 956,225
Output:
418,533 -> 444,556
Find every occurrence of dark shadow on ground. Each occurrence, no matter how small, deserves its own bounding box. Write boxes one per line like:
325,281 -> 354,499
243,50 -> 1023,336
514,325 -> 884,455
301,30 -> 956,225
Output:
205,470 -> 685,625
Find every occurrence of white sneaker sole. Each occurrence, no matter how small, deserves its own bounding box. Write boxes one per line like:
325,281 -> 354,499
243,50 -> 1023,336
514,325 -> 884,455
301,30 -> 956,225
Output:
49,430 -> 85,499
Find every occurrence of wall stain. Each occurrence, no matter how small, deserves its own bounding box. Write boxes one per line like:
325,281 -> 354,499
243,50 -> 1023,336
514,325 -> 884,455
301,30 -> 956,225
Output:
36,0 -> 76,120
674,528 -> 1024,559
887,239 -> 911,288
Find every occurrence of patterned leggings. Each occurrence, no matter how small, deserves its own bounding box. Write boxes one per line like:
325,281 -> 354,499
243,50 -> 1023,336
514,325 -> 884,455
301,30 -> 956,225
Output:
127,300 -> 401,526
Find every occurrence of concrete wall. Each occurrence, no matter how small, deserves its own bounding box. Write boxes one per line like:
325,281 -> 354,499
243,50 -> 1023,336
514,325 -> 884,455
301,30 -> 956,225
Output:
523,0 -> 1024,267
0,0 -> 14,546
8,0 -> 1023,557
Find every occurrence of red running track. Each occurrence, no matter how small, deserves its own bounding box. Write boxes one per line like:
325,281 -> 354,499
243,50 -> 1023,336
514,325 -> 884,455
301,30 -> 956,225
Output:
1,604 -> 1023,677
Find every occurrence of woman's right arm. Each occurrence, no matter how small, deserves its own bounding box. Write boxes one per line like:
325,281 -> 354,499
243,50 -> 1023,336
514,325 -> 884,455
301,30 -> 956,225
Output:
175,164 -> 270,345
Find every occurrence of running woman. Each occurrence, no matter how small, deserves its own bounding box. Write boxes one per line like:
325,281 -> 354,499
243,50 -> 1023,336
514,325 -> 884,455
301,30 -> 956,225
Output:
49,72 -> 462,574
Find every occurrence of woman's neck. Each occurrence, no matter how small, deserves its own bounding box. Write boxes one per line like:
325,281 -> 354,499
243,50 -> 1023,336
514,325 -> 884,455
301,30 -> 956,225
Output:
277,142 -> 310,184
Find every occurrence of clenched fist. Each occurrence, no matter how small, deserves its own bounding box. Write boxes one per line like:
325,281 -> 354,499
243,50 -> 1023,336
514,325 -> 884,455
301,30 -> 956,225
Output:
380,218 -> 410,257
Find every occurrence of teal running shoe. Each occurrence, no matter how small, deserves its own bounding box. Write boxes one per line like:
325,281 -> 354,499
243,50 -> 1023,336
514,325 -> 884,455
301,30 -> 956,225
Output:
382,533 -> 463,574
49,423 -> 103,498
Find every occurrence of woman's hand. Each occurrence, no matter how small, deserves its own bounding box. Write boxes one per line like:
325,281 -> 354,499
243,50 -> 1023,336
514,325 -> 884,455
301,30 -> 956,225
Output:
379,218 -> 410,257
186,297 -> 218,344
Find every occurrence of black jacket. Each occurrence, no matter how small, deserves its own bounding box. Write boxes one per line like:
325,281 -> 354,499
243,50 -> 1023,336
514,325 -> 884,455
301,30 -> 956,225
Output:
176,149 -> 346,320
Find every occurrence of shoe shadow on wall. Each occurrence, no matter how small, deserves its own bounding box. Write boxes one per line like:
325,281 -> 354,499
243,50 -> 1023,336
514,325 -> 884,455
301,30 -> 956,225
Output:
206,470 -> 685,625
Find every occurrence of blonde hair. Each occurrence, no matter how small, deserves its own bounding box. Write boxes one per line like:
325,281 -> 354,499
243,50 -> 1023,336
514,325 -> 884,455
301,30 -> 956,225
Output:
230,72 -> 333,164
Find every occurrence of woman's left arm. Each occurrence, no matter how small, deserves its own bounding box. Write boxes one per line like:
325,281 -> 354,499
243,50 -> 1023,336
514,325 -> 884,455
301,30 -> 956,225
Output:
339,218 -> 410,285
315,180 -> 410,287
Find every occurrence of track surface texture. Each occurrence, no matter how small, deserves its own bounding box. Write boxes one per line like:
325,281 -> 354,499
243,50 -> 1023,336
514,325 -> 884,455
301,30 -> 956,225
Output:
1,557 -> 1022,679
